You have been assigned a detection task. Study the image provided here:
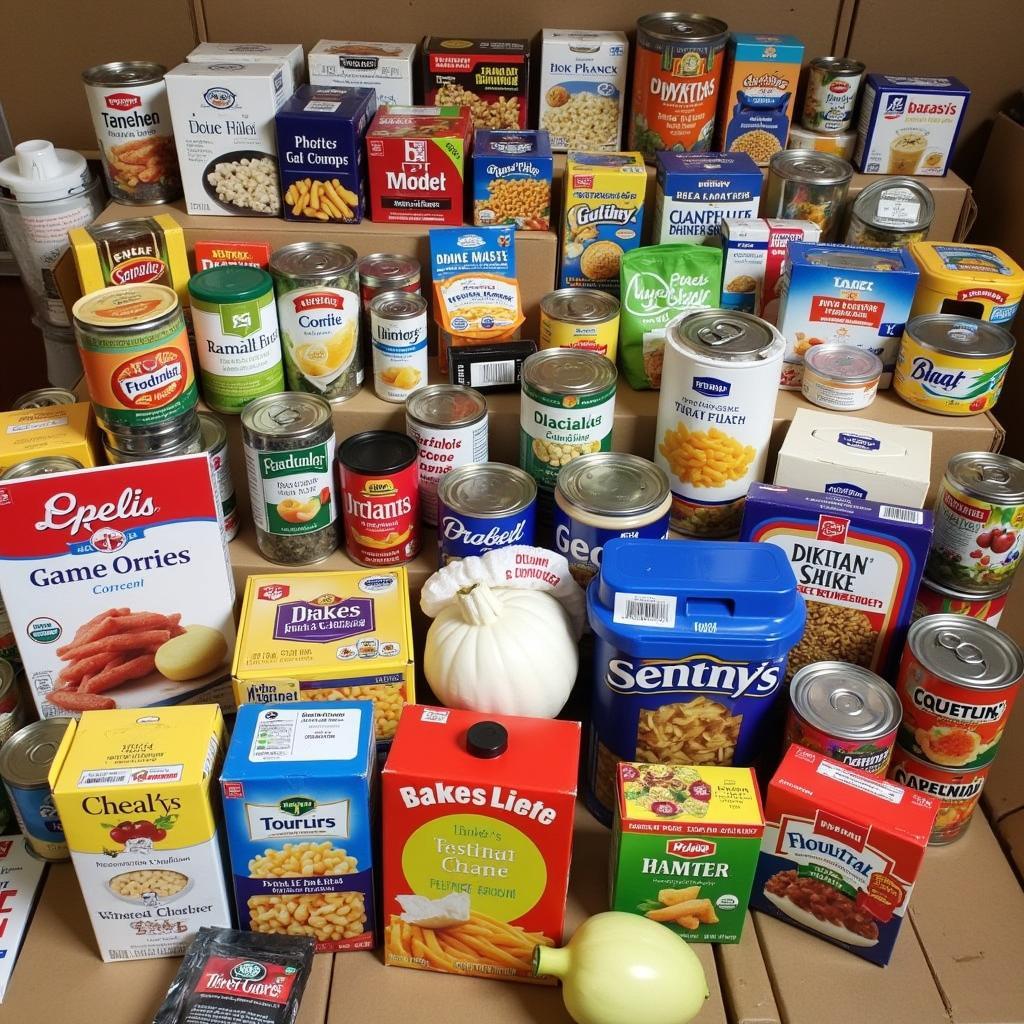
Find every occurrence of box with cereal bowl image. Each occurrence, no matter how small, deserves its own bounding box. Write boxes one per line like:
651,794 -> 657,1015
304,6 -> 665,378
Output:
0,455 -> 236,719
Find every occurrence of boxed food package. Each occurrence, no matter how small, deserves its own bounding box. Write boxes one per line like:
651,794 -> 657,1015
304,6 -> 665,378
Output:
0,454 -> 236,719
366,105 -> 473,225
49,704 -> 232,962
739,482 -> 933,681
472,130 -> 553,230
652,151 -> 762,245
422,37 -> 529,130
231,569 -> 415,750
538,29 -> 628,152
165,62 -> 289,216
193,240 -> 272,270
854,75 -> 970,177
308,40 -> 417,106
717,34 -> 805,165
221,702 -> 378,953
275,85 -> 375,223
0,401 -> 101,472
776,242 -> 920,388
382,704 -> 580,982
774,409 -> 932,508
750,744 -> 939,965
187,42 -> 305,95
610,762 -> 764,944
0,836 -> 46,999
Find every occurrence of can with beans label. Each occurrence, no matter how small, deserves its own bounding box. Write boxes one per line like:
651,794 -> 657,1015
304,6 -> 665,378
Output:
801,57 -> 866,133
913,577 -> 1009,626
539,288 -> 621,361
199,412 -> 239,542
370,291 -> 429,403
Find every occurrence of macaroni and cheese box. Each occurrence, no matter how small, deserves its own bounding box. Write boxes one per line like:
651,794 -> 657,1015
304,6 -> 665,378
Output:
382,705 -> 580,983
232,570 -> 415,751
560,151 -> 646,294
309,41 -> 417,107
188,42 -> 305,96
0,401 -> 100,472
0,835 -> 47,999
472,130 -> 553,229
221,702 -> 378,954
49,705 -> 231,962
610,763 -> 764,944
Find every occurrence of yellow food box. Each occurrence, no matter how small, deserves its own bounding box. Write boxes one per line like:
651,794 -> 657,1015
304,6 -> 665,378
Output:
232,569 -> 415,746
49,705 -> 232,962
0,401 -> 101,472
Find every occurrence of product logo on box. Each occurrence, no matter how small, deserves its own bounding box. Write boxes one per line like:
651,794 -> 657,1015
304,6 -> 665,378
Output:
272,595 -> 375,644
825,482 -> 869,500
692,376 -> 732,398
105,92 -> 141,112
884,94 -> 908,118
257,584 -> 290,601
203,86 -> 237,110
816,514 -> 851,544
666,839 -> 716,858
110,257 -> 167,287
112,348 -> 188,410
814,810 -> 869,853
838,432 -> 882,452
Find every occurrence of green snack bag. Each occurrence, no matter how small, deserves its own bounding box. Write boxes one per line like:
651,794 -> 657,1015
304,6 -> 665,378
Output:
619,243 -> 723,389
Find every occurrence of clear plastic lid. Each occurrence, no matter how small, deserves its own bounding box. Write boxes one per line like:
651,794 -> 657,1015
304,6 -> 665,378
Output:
0,140 -> 93,203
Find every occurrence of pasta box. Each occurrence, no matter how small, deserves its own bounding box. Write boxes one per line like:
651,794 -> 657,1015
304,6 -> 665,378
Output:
187,42 -> 305,97
472,130 -> 553,230
193,240 -> 272,270
308,40 -> 417,107
750,744 -> 939,965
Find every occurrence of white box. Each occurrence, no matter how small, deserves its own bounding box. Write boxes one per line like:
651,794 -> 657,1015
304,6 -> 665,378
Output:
774,408 -> 932,508
539,29 -> 628,151
187,42 -> 304,95
165,62 -> 288,217
0,836 -> 46,1002
309,40 -> 416,107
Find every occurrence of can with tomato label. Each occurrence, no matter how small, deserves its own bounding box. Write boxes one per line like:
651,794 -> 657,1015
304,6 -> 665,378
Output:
913,577 -> 1010,627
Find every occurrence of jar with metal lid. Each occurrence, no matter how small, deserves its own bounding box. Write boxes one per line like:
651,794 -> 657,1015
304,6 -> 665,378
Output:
764,150 -> 853,241
102,414 -> 203,463
270,242 -> 363,404
1,456 -> 84,480
801,56 -> 866,133
358,253 -> 421,311
198,412 -> 239,541
10,387 -> 78,410
539,288 -> 620,361
845,177 -> 935,249
800,344 -> 883,411
241,393 -> 338,565
370,291 -> 429,403
786,124 -> 857,161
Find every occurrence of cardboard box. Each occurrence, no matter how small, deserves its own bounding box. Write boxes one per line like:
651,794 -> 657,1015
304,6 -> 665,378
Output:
0,836 -> 46,1001
309,41 -> 417,107
187,41 -> 304,95
472,130 -> 553,230
0,401 -> 100,472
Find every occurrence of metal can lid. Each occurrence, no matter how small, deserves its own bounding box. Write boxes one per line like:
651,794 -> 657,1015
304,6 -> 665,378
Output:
406,384 -> 487,429
540,288 -> 620,325
667,309 -> 782,362
803,344 -> 883,384
73,283 -> 179,328
945,452 -> 1024,505
521,348 -> 617,396
919,575 -> 1013,603
370,290 -> 428,320
270,242 -> 357,281
908,614 -> 1024,691
339,430 -> 417,476
0,719 -> 71,789
790,661 -> 902,740
100,409 -> 199,452
851,177 -> 935,233
188,265 -> 273,304
82,61 -> 166,87
1,456 -> 83,479
906,315 -> 1016,361
438,462 -> 537,517
809,55 -> 866,76
557,452 -> 669,517
358,253 -> 421,288
242,393 -> 333,445
198,411 -> 227,455
769,149 -> 853,186
11,387 -> 78,409
636,13 -> 729,46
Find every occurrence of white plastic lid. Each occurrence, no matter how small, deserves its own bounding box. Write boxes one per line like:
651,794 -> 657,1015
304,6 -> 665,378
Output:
0,140 -> 92,202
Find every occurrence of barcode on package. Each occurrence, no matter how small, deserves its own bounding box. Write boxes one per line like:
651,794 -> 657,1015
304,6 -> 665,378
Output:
613,592 -> 677,628
470,361 -> 516,386
879,505 -> 924,524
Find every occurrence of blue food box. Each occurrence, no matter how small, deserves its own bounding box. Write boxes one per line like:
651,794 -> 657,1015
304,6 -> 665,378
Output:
221,701 -> 378,952
275,85 -> 376,222
472,129 -> 554,230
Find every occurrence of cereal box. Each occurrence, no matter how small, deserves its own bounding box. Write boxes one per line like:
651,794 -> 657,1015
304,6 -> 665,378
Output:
538,30 -> 628,152
382,705 -> 580,983
49,705 -> 232,962
187,42 -> 305,96
0,401 -> 100,472
0,455 -> 236,719
193,240 -> 272,270
560,151 -> 646,294
309,40 -> 417,107
366,105 -> 473,225
0,835 -> 46,999
472,130 -> 553,230
652,152 -> 762,244
231,569 -> 415,751
717,34 -> 804,165
610,763 -> 764,944
854,75 -> 970,177
739,482 -> 934,681
777,242 -> 920,388
750,745 -> 938,965
221,702 -> 377,953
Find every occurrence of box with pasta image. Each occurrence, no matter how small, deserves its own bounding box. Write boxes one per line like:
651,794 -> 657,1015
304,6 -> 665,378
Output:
221,702 -> 378,953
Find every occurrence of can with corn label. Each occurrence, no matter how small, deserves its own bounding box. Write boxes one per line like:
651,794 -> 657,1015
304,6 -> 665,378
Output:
801,57 -> 865,133
539,288 -> 620,361
370,291 -> 429,403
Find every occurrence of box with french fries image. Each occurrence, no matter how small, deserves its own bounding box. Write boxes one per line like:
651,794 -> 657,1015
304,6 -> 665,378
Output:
0,454 -> 236,718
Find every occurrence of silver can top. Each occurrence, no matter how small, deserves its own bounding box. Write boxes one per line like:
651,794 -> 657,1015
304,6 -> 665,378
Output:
1,456 -> 84,479
358,253 -> 420,289
270,242 -> 358,282
668,309 -> 782,362
82,61 -> 167,87
370,291 -> 428,321
809,56 -> 866,76
406,384 -> 487,429
769,149 -> 853,187
540,288 -> 620,325
0,719 -> 71,789
11,387 -> 78,409
636,13 -> 730,47
803,344 -> 884,385
242,393 -> 334,445
521,348 -> 617,396
438,463 -> 537,517
790,661 -> 903,740
944,452 -> 1024,505
906,315 -> 1016,361
907,614 -> 1024,691
557,453 -> 669,518
851,177 -> 935,234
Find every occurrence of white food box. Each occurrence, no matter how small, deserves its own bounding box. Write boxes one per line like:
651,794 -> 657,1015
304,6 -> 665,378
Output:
774,408 -> 932,508
539,29 -> 628,151
187,42 -> 305,95
0,836 -> 46,1002
165,61 -> 288,217
309,40 -> 416,107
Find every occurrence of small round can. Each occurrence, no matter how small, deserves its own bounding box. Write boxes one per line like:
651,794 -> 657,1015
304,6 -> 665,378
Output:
784,661 -> 902,776
786,125 -> 857,161
913,577 -> 1010,627
437,463 -> 537,565
800,344 -> 883,411
10,387 -> 78,410
199,412 -> 239,541
358,253 -> 421,311
102,414 -> 203,463
763,150 -> 853,241
370,291 -> 429,403
0,719 -> 70,861
99,407 -> 199,457
845,177 -> 935,249
889,742 -> 988,845
554,453 -> 670,587
0,456 -> 83,479
406,384 -> 489,527
539,288 -> 620,361
801,56 -> 866,133
895,613 -> 1023,771
337,431 -> 420,567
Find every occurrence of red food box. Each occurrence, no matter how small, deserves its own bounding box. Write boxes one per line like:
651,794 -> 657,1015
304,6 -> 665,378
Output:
366,105 -> 473,225
750,744 -> 939,966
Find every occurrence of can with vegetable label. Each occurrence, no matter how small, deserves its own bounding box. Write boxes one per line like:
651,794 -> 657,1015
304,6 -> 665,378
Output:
913,577 -> 1009,626
370,291 -> 429,403
801,57 -> 865,133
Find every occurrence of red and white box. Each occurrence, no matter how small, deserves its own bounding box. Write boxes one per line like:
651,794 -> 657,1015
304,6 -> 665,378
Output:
193,240 -> 272,270
0,836 -> 46,1000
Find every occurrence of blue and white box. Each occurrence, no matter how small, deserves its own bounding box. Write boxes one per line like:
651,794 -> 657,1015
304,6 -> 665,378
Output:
472,130 -> 553,229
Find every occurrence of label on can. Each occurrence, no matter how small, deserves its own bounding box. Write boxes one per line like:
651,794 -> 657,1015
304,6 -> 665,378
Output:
244,439 -> 337,539
802,64 -> 864,133
371,307 -> 429,403
539,309 -> 620,361
205,438 -> 239,542
783,709 -> 897,777
4,781 -> 67,860
407,418 -> 489,527
339,461 -> 420,567
438,499 -> 536,566
553,507 -> 669,587
912,581 -> 1007,626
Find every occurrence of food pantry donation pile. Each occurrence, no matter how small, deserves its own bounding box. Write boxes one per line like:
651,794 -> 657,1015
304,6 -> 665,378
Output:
0,16 -> 1021,1024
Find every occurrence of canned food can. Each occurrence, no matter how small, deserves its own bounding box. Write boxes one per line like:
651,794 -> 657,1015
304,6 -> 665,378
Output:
786,125 -> 857,161
102,414 -> 203,463
801,56 -> 866,133
763,150 -> 852,241
10,387 -> 78,409
406,384 -> 489,527
894,315 -> 1015,416
270,242 -> 363,404
0,719 -> 70,861
655,310 -> 784,537
913,577 -> 1010,627
81,61 -> 181,205
784,661 -> 902,776
73,217 -> 184,293
539,288 -> 620,361
895,613 -> 1023,771
926,452 -> 1024,594
0,456 -> 84,479
437,463 -> 537,565
99,408 -> 200,457
199,412 -> 239,541
554,453 -> 670,587
72,283 -> 198,432
800,345 -> 883,411
370,291 -> 429,403
337,431 -> 420,567
358,253 -> 421,311
241,393 -> 338,566
188,265 -> 285,414
845,177 -> 935,249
